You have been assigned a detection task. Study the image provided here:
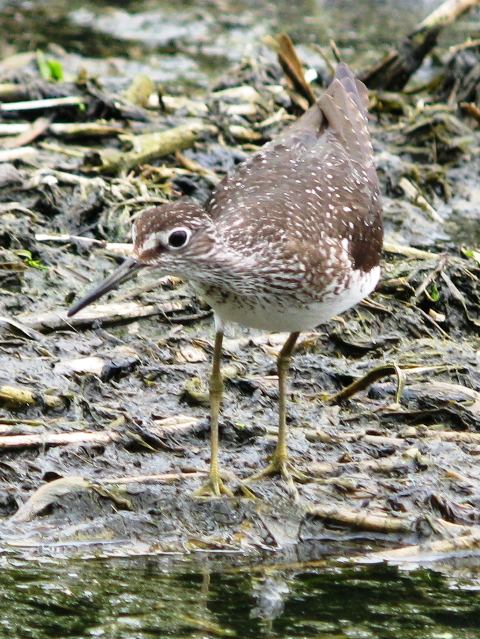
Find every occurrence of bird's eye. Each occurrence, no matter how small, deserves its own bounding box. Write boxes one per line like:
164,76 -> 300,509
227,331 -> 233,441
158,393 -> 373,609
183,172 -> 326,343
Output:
167,227 -> 190,249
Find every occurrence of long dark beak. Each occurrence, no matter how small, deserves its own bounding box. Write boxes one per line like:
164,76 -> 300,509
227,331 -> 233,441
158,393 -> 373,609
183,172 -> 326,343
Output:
67,257 -> 144,317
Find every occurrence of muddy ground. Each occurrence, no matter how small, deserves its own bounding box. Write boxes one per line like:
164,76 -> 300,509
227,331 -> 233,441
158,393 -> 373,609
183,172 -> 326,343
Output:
0,13 -> 479,561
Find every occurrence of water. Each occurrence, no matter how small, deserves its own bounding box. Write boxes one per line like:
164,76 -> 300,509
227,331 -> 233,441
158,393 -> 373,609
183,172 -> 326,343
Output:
1,557 -> 480,638
1,0 -> 446,88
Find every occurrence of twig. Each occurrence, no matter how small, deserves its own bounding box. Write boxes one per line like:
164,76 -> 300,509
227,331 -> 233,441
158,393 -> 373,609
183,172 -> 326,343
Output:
35,233 -> 133,256
361,0 -> 480,90
18,299 -> 187,332
11,477 -> 91,522
0,430 -> 118,449
398,300 -> 451,339
359,527 -> 480,563
99,471 -> 206,485
308,505 -> 413,533
460,102 -> 480,123
1,116 -> 50,149
10,471 -> 210,523
327,363 -> 406,404
412,254 -> 449,301
0,95 -> 85,112
0,415 -> 201,449
0,146 -> 37,163
310,454 -> 415,478
398,178 -> 443,223
0,385 -> 64,410
383,240 -> 439,260
264,33 -> 317,107
84,122 -> 217,175
0,202 -> 39,220
441,271 -> 480,327
400,426 -> 480,444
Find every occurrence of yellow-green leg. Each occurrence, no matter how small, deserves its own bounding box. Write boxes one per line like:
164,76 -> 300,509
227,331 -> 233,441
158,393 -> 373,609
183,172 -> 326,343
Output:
194,330 -> 233,497
247,331 -> 307,490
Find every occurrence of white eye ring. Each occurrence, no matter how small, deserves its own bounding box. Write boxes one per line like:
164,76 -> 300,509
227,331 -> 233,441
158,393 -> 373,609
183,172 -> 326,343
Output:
166,227 -> 191,250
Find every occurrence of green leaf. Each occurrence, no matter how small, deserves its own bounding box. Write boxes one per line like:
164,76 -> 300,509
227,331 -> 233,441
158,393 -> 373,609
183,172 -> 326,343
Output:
36,49 -> 64,82
36,50 -> 50,80
47,59 -> 64,81
428,282 -> 440,302
14,249 -> 48,270
25,258 -> 48,270
15,249 -> 32,259
461,246 -> 480,266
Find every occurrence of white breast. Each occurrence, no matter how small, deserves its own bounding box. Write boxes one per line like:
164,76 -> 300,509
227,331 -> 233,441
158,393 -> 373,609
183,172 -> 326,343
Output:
196,266 -> 380,332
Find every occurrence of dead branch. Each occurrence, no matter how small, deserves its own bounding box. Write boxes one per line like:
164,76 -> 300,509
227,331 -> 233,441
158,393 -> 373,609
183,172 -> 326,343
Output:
99,471 -> 206,485
83,122 -> 217,175
35,234 -> 133,255
10,471 -> 213,523
327,363 -> 406,404
460,101 -> 480,123
383,241 -> 440,260
361,0 -> 480,90
0,116 -> 50,149
0,385 -> 65,410
308,505 -> 413,533
0,415 -> 201,450
401,426 -> 480,444
360,527 -> 480,562
0,146 -> 37,163
11,477 -> 91,522
310,455 -> 414,479
0,95 -> 85,112
0,430 -> 119,450
265,33 -> 317,107
18,299 -> 186,332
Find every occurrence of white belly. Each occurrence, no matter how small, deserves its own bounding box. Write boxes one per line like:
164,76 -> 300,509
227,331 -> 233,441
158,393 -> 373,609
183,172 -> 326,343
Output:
197,266 -> 380,332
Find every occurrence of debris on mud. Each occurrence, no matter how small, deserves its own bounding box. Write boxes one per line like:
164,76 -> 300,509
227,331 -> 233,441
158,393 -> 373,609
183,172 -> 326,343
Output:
0,1 -> 479,561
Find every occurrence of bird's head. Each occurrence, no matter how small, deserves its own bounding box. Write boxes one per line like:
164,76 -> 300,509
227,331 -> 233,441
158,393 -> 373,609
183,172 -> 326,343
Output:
132,200 -> 214,266
67,200 -> 215,317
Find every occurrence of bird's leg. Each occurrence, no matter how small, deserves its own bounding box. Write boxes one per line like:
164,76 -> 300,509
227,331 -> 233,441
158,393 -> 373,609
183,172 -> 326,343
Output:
247,332 -> 308,489
274,331 -> 299,471
194,330 -> 233,497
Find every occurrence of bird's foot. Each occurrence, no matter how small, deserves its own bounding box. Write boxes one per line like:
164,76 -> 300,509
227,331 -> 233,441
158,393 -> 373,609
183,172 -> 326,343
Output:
193,470 -> 234,498
246,454 -> 309,490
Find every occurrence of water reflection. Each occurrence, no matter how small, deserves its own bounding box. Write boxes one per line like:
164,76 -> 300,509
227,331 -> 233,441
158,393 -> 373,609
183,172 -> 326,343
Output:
1,558 -> 480,638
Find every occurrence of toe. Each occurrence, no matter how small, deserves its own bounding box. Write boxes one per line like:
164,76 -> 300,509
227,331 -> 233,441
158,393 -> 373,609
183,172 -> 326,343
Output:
193,475 -> 234,498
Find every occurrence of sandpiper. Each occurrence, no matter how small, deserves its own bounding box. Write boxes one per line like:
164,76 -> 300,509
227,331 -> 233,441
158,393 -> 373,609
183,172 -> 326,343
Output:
68,63 -> 383,497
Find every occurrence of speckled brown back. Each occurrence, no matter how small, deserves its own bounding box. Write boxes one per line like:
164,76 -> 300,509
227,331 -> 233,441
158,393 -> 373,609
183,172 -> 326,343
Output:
204,63 -> 383,288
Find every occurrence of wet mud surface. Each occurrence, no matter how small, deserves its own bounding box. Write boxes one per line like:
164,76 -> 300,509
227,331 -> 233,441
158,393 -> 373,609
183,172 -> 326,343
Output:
0,1 -> 479,561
